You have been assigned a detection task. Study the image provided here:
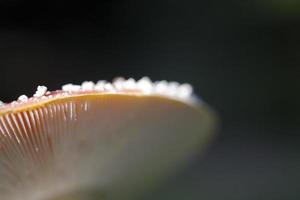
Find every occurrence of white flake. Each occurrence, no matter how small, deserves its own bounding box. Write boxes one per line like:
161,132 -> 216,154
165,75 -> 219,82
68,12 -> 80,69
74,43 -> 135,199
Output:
123,78 -> 136,90
95,80 -> 107,91
177,83 -> 193,99
154,81 -> 168,94
136,77 -> 153,94
18,95 -> 28,102
113,77 -> 126,90
166,82 -> 180,97
34,86 -> 48,98
104,83 -> 115,92
81,81 -> 95,91
62,84 -> 81,92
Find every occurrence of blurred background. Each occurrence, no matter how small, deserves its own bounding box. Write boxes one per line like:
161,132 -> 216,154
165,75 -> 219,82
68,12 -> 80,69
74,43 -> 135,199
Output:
0,0 -> 299,199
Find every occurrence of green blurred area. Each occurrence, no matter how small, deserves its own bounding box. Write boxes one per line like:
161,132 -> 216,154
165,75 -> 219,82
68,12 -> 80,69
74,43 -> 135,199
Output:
259,0 -> 300,16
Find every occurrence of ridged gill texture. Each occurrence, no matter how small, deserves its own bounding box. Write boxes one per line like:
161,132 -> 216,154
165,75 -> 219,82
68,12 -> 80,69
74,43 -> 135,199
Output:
0,79 -> 216,200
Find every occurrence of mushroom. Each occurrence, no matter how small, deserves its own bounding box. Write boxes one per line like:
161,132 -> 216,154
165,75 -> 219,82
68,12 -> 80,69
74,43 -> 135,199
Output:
0,77 -> 216,200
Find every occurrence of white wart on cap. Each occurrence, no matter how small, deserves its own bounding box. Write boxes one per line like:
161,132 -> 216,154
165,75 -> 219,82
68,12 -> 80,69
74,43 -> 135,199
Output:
0,77 -> 216,200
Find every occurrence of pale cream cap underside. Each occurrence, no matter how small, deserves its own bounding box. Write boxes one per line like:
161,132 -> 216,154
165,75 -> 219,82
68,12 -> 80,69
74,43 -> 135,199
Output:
0,78 -> 216,200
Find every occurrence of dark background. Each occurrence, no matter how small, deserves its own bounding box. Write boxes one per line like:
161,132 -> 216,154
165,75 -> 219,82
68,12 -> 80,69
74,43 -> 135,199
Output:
0,1 -> 299,200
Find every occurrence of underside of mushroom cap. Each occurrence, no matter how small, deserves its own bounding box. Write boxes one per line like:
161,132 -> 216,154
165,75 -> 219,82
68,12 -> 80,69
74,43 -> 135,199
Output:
0,77 -> 216,200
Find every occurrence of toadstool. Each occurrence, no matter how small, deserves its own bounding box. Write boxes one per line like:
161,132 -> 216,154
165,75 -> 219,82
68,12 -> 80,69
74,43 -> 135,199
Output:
0,77 -> 216,200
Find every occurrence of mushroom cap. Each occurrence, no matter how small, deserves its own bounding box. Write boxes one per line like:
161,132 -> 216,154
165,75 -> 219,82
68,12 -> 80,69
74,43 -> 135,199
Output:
0,78 -> 217,200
